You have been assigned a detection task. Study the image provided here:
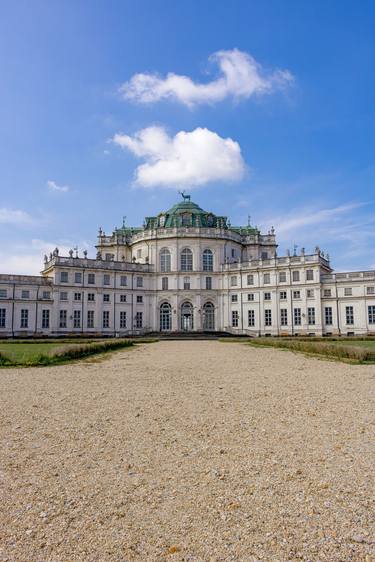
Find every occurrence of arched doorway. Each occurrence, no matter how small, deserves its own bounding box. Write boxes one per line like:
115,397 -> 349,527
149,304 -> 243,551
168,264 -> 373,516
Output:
202,302 -> 215,331
160,302 -> 172,331
181,301 -> 193,331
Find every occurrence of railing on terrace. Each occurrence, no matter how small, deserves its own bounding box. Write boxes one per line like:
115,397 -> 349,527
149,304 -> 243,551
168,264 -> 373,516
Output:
322,271 -> 375,282
98,227 -> 276,245
43,256 -> 154,273
0,274 -> 52,285
223,254 -> 329,271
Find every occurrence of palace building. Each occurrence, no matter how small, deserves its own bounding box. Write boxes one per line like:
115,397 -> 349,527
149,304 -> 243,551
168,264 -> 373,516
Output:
1,195 -> 375,337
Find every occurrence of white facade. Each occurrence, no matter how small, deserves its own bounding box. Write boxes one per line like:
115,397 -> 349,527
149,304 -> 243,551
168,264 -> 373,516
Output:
1,197 -> 375,337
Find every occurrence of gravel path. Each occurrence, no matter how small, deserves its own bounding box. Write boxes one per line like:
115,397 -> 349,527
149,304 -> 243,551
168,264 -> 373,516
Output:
0,341 -> 374,561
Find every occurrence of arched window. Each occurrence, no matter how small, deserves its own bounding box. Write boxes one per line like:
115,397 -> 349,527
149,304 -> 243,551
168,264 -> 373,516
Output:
202,249 -> 213,271
160,248 -> 171,272
181,301 -> 193,331
180,248 -> 193,271
203,302 -> 215,331
160,302 -> 172,331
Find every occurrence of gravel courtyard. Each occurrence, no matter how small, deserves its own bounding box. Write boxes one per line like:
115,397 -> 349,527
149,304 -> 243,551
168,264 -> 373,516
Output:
0,341 -> 374,562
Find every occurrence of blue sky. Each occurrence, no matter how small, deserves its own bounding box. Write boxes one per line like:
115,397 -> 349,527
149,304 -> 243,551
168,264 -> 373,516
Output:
0,0 -> 374,274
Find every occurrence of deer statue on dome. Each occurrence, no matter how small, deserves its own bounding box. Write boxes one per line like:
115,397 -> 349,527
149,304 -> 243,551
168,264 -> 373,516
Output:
179,190 -> 191,202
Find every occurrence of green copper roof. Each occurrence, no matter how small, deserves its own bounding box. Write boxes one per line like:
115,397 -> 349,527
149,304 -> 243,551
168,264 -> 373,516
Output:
142,197 -> 229,229
114,196 -> 259,234
166,200 -> 207,216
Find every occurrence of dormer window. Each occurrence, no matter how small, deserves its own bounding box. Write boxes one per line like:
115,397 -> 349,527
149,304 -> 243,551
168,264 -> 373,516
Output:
159,215 -> 166,227
207,214 -> 214,226
181,213 -> 191,226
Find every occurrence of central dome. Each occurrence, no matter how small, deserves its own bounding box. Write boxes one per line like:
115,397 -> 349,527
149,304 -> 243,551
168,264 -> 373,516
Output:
166,199 -> 207,216
142,196 -> 229,230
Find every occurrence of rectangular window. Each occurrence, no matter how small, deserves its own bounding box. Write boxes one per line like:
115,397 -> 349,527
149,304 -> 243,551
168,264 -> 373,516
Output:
263,273 -> 270,284
264,292 -> 271,301
42,309 -> 50,329
367,286 -> 375,295
247,274 -> 254,285
42,291 -> 51,299
323,289 -> 332,297
306,289 -> 314,298
21,290 -> 30,299
105,253 -> 114,261
325,307 -> 333,325
261,252 -> 268,260
279,271 -> 287,283
344,287 -> 352,296
59,310 -> 67,328
135,311 -> 143,329
294,308 -> 301,326
120,275 -> 127,286
120,294 -> 127,303
103,294 -> 110,302
75,272 -> 82,283
293,290 -> 301,299
136,276 -> 143,288
247,293 -> 254,301
136,295 -> 143,303
306,269 -> 314,281
102,310 -> 110,328
87,310 -> 95,329
230,276 -> 238,287
74,310 -> 81,328
120,311 -> 127,329
307,307 -> 316,325
183,277 -> 190,290
137,249 -> 142,258
88,273 -> 95,284
248,309 -> 255,327
0,308 -> 6,328
280,308 -> 288,326
346,306 -> 354,325
103,274 -> 110,286
74,292 -> 81,301
279,291 -> 287,300
292,271 -> 300,282
205,276 -> 212,290
0,289 -> 7,298
60,272 -> 68,283
264,309 -> 272,327
231,248 -> 236,258
87,293 -> 95,302
368,305 -> 375,324
231,294 -> 238,303
232,310 -> 239,327
20,309 -> 29,329
162,277 -> 168,290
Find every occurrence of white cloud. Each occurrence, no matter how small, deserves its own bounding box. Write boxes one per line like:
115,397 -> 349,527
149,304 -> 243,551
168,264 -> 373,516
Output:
47,180 -> 70,193
120,49 -> 293,107
269,203 -> 364,236
113,126 -> 246,189
0,239 -> 90,275
0,208 -> 34,226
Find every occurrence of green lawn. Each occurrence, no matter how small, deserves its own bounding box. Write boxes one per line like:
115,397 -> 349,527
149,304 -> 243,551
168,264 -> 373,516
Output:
0,342 -> 77,362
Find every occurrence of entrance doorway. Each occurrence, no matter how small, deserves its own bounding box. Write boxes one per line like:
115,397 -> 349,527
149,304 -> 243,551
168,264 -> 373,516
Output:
181,301 -> 193,331
202,302 -> 215,331
160,302 -> 172,331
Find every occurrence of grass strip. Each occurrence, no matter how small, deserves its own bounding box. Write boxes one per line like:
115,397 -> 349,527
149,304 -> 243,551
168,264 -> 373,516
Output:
0,339 -> 136,367
247,338 -> 375,363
